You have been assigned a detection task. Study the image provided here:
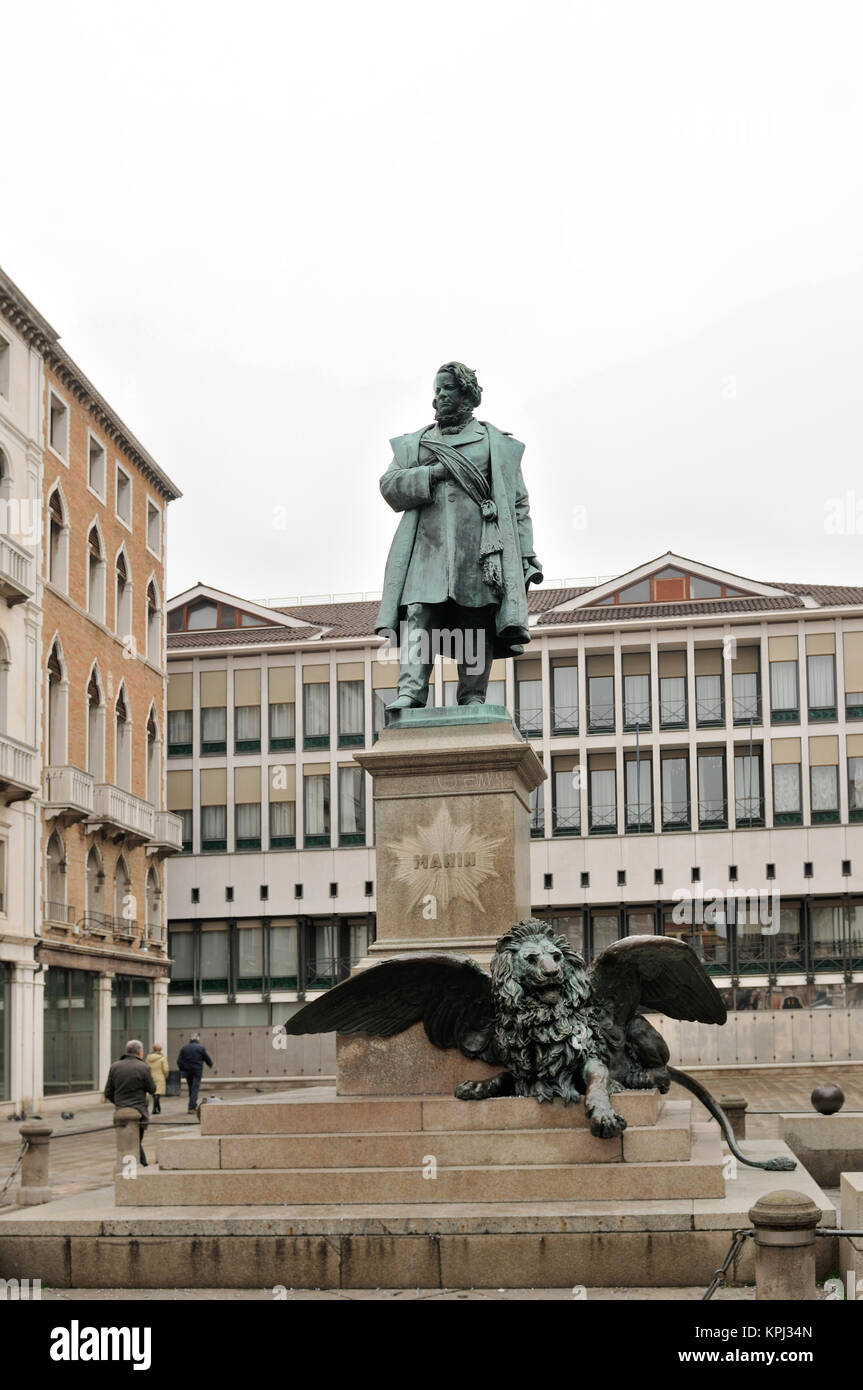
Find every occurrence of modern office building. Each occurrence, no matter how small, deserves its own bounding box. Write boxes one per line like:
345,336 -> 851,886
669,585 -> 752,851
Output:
165,556 -> 863,1069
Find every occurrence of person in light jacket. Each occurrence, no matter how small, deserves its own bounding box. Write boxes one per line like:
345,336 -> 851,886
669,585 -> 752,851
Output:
146,1043 -> 170,1114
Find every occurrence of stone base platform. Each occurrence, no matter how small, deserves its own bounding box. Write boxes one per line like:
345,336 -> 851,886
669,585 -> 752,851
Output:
0,1145 -> 835,1290
0,1084 -> 838,1288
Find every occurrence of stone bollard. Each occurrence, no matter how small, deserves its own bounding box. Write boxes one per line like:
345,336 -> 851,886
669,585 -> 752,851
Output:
748,1189 -> 821,1300
720,1095 -> 748,1141
17,1123 -> 53,1207
113,1107 -> 143,1178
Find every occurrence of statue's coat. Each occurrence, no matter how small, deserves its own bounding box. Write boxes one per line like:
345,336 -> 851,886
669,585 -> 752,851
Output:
374,422 -> 542,659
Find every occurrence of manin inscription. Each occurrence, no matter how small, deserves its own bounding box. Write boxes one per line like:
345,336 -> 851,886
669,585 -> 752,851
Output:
386,803 -> 503,912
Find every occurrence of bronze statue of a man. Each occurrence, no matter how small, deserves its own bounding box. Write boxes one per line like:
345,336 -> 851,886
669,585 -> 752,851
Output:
375,363 -> 543,709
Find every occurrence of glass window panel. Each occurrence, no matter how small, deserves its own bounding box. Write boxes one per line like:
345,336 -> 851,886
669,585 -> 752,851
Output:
659,675 -> 686,724
589,768 -> 616,828
773,763 -> 801,813
303,683 -> 330,738
201,804 -> 227,841
200,929 -> 229,980
187,601 -> 218,630
338,681 -> 364,736
529,780 -> 544,833
338,766 -> 365,836
304,774 -> 330,837
235,802 -> 261,840
168,709 -> 192,745
269,702 -> 296,739
770,660 -> 798,711
732,671 -> 759,720
689,577 -> 722,597
552,665 -> 578,730
662,757 -> 689,824
517,678 -> 543,733
849,758 -> 863,811
270,923 -> 298,981
201,707 -> 226,743
698,753 -> 726,822
269,801 -> 296,839
625,759 -> 652,825
238,926 -> 263,978
588,675 -> 614,729
553,767 -> 580,831
811,764 -> 838,811
807,654 -> 836,708
695,674 -> 723,722
623,673 -> 650,727
618,579 -> 650,602
235,705 -> 261,741
591,912 -> 619,956
170,932 -> 194,979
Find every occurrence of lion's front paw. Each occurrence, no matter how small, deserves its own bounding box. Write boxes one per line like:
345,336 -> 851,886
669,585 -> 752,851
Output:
455,1080 -> 486,1101
589,1108 -> 627,1140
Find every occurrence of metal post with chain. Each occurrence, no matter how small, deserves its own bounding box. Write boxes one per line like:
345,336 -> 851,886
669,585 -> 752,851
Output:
0,1137 -> 30,1202
702,1227 -> 754,1300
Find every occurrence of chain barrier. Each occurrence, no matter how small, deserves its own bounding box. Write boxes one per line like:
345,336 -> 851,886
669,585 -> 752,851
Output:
0,1138 -> 29,1201
702,1228 -> 754,1300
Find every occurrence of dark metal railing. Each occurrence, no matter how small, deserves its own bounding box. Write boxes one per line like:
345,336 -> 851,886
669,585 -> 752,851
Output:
735,795 -> 765,826
551,705 -> 578,733
587,703 -> 614,732
662,799 -> 690,829
623,702 -> 651,729
698,797 -> 727,828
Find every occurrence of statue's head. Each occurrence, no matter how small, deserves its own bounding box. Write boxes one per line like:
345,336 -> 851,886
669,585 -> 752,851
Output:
491,918 -> 591,1010
433,361 -> 481,427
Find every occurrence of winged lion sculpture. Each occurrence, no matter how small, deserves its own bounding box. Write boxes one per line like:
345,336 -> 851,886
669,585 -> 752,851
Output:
284,919 -> 794,1170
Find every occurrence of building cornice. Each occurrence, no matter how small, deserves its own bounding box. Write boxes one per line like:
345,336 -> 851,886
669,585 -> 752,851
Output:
1,264 -> 181,503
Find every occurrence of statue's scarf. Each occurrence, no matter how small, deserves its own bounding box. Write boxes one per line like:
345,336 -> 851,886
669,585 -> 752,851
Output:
420,433 -> 505,598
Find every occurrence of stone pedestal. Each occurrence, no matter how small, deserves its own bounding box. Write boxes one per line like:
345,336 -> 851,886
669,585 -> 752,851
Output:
344,707 -> 545,1095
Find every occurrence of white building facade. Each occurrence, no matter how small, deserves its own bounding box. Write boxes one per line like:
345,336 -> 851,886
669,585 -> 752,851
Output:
165,557 -> 863,1070
0,277 -> 46,1108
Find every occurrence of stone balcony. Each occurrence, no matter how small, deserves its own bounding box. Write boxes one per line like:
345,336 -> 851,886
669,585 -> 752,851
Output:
0,732 -> 39,804
0,533 -> 36,606
148,809 -> 184,855
87,784 -> 155,844
43,765 -> 95,822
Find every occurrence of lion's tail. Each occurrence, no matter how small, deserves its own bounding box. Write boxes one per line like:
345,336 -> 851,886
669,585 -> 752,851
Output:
666,1065 -> 796,1172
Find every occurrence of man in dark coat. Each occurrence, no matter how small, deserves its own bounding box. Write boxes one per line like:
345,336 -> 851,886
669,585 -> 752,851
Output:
176,1033 -> 214,1113
104,1039 -> 156,1166
375,362 -> 543,708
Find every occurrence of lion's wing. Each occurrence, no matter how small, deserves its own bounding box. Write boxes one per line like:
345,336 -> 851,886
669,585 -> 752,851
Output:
283,954 -> 496,1059
589,935 -> 727,1027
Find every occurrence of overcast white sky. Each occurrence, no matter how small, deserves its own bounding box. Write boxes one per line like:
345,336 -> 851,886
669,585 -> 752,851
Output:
4,1 -> 863,603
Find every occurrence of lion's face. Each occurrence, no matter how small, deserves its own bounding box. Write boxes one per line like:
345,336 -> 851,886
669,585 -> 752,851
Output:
509,933 -> 566,995
491,919 -> 589,1010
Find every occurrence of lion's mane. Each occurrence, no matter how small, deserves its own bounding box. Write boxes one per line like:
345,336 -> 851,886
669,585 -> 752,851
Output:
490,919 -> 613,1103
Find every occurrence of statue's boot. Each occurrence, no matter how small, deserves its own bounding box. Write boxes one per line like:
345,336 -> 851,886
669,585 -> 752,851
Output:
386,694 -> 425,710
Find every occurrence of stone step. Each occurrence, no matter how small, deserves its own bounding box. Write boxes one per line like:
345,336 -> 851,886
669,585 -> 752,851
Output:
159,1102 -> 691,1171
122,1132 -> 722,1206
199,1088 -> 662,1136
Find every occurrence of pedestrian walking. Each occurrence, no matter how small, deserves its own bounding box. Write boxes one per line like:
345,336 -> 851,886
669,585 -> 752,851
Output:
104,1040 -> 156,1166
146,1043 -> 170,1114
176,1033 -> 213,1113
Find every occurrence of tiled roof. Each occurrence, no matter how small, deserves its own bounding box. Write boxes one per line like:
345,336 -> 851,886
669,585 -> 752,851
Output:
538,595 -> 804,624
168,624 -> 319,650
167,580 -> 863,653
